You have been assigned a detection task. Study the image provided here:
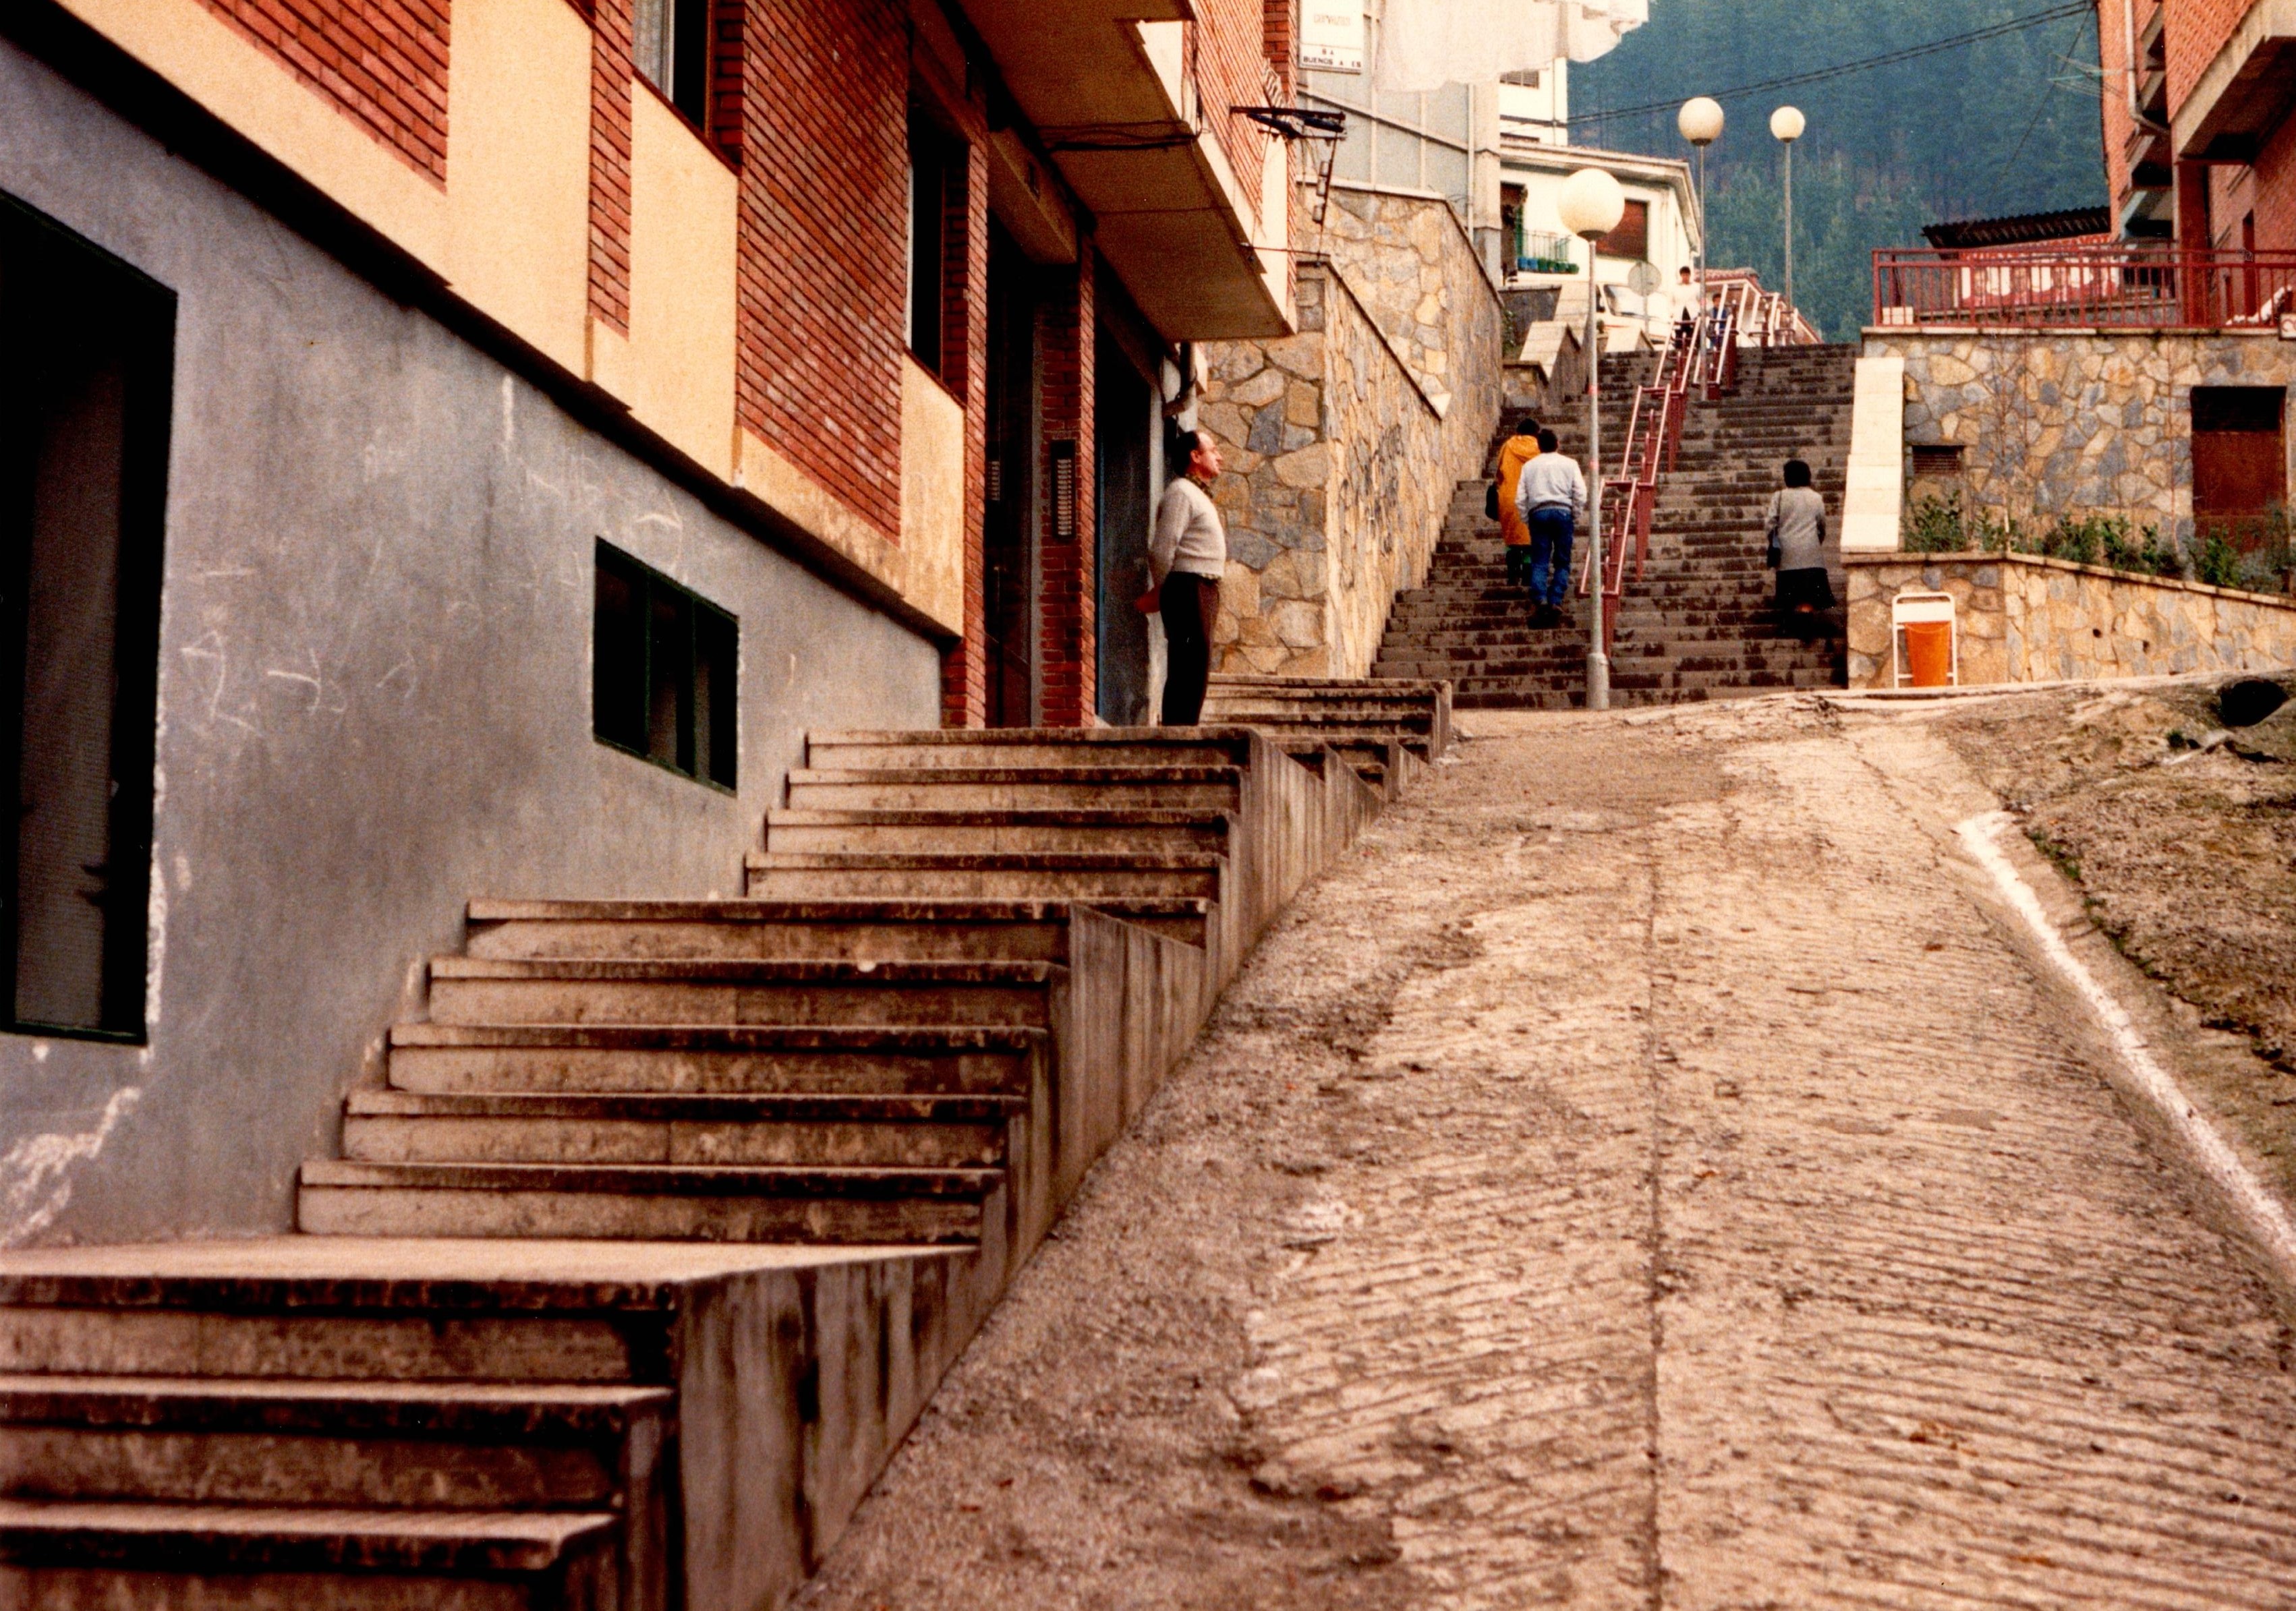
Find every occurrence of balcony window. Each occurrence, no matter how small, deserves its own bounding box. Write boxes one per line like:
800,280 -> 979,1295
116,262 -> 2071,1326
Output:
633,0 -> 712,129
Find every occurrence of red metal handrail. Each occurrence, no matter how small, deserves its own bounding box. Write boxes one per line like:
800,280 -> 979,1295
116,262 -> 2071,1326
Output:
1580,312 -> 1705,646
1872,247 -> 2296,330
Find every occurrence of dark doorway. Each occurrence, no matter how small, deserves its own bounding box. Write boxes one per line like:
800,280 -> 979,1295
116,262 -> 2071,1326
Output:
2191,386 -> 2287,536
983,225 -> 1039,727
0,194 -> 174,1040
1094,330 -> 1155,726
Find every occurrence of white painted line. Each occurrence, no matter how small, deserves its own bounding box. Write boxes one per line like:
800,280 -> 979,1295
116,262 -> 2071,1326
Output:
1958,811 -> 2296,1284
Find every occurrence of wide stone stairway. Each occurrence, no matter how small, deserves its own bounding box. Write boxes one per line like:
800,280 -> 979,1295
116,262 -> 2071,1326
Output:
0,679 -> 1446,1610
1375,345 -> 1856,707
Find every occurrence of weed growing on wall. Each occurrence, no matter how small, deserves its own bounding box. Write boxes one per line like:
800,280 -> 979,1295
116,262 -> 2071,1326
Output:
2192,508 -> 2296,595
1901,492 -> 2181,580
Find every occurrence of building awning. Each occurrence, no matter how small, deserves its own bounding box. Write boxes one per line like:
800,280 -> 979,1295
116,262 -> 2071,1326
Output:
954,0 -> 1292,339
1920,206 -> 2114,251
2174,0 -> 2296,165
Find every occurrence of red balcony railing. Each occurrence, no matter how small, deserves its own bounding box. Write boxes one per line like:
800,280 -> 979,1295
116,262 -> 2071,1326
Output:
1872,247 -> 2296,330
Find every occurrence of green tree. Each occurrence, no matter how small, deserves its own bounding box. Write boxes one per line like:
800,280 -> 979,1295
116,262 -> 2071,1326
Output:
1574,0 -> 2106,339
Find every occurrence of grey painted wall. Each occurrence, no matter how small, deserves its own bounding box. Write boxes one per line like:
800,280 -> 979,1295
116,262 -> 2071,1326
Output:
0,40 -> 942,1244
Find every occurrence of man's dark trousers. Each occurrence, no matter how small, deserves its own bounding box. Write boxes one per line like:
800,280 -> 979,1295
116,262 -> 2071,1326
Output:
1159,571 -> 1219,725
1526,505 -> 1576,610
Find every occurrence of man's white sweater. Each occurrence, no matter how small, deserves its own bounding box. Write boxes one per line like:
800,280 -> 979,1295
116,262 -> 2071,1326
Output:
1514,452 -> 1587,524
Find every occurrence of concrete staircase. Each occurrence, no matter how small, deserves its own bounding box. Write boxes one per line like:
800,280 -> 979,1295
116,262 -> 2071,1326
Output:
0,688 -> 1443,1610
1373,345 -> 1856,708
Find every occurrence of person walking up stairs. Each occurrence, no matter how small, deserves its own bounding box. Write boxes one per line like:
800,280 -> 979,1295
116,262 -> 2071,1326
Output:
1375,345 -> 1856,707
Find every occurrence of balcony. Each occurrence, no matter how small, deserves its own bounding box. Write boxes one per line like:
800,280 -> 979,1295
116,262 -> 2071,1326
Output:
2173,0 -> 2296,163
1873,247 -> 2296,331
952,0 -> 1292,339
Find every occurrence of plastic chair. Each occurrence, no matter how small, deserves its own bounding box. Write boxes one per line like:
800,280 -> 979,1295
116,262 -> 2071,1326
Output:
1891,589 -> 1958,689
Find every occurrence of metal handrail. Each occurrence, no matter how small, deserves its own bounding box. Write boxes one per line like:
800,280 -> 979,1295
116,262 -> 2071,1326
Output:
1580,309 -> 1707,644
1873,246 -> 2296,329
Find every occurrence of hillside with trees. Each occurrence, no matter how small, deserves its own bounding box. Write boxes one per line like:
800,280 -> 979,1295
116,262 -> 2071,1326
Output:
1572,0 -> 2109,340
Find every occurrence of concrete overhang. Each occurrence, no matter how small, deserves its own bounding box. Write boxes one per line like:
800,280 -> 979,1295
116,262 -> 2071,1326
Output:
2173,0 -> 2296,163
954,0 -> 1290,339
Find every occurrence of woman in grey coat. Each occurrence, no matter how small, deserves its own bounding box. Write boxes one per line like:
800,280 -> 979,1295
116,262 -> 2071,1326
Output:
1766,458 -> 1833,625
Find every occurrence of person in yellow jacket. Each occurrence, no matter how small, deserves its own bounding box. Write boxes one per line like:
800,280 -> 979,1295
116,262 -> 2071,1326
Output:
1494,417 -> 1541,590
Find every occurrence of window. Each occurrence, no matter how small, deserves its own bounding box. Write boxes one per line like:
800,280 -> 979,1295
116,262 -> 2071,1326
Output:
594,542 -> 738,790
908,111 -> 956,376
633,0 -> 712,129
0,192 -> 173,1041
1595,198 -> 1649,262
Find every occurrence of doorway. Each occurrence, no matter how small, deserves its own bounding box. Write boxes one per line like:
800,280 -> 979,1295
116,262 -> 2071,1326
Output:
1094,330 -> 1155,726
2191,386 -> 2288,539
983,225 -> 1039,728
0,194 -> 173,1039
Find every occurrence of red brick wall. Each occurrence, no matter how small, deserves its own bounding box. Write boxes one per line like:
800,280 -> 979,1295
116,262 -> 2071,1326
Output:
586,0 -> 635,333
1035,250 -> 1096,728
2253,110 -> 2296,251
1263,0 -> 1297,92
2164,0 -> 2254,113
722,0 -> 909,537
2097,0 -> 2137,223
1192,0 -> 1273,221
941,139 -> 992,728
196,0 -> 450,179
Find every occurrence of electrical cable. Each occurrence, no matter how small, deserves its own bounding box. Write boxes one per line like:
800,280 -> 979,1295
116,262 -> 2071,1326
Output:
1571,0 -> 2093,125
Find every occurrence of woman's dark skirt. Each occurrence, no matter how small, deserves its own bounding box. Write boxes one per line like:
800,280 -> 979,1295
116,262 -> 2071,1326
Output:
1775,566 -> 1835,611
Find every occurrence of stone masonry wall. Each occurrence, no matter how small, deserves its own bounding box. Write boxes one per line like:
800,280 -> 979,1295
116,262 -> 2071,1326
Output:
1867,330 -> 2296,543
1193,194 -> 1502,678
1844,552 -> 2296,688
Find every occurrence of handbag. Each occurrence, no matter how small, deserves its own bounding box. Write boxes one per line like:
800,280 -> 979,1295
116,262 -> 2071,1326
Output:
1763,504 -> 1783,569
1485,481 -> 1500,521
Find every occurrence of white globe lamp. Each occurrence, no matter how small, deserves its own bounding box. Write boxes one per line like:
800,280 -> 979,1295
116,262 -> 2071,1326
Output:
1557,168 -> 1626,713
1677,98 -> 1723,322
1770,106 -> 1806,312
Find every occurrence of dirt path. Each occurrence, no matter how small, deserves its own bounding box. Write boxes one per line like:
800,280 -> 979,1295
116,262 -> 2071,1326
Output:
796,699 -> 2296,1610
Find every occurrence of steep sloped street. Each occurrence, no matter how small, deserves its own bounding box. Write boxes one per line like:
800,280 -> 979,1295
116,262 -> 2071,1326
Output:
800,696 -> 2296,1610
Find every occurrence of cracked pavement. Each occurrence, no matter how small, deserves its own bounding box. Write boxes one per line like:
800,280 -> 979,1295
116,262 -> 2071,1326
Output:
797,696 -> 2296,1610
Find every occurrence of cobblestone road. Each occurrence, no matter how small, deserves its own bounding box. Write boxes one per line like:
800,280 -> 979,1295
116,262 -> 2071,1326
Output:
799,698 -> 2296,1610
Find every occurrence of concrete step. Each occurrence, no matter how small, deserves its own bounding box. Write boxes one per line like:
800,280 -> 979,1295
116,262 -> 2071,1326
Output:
784,766 -> 1242,813
467,897 -> 1211,957
761,809 -> 1231,856
343,1089 -> 1019,1168
0,1500 -> 622,1608
425,957 -> 1062,1030
387,1022 -> 1042,1097
806,729 -> 1249,772
743,850 -> 1222,903
297,1160 -> 1000,1243
0,1375 -> 669,1511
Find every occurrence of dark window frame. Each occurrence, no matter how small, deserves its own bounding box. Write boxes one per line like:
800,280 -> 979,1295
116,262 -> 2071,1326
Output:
0,189 -> 175,1045
592,540 -> 739,793
907,107 -> 960,378
635,0 -> 714,134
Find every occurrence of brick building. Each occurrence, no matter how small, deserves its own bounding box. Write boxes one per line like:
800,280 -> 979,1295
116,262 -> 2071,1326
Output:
2097,0 -> 2296,249
0,0 -> 1297,1242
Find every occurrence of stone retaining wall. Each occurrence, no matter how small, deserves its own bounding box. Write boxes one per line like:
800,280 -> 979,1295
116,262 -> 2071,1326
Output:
1845,551 -> 2296,688
1193,204 -> 1502,676
1864,329 -> 2296,541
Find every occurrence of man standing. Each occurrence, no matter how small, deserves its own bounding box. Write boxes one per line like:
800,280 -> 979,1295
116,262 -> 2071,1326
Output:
1141,428 -> 1226,725
1513,426 -> 1586,629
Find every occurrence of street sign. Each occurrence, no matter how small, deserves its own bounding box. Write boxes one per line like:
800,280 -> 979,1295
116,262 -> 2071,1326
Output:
1626,261 -> 1661,297
1302,2 -> 1365,73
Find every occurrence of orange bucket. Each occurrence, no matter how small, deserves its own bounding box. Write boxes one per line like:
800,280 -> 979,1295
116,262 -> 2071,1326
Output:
1903,620 -> 1953,687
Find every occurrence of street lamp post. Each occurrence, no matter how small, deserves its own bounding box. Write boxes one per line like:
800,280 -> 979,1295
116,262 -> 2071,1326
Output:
1770,105 -> 1805,314
1677,97 -> 1724,316
1559,167 -> 1627,714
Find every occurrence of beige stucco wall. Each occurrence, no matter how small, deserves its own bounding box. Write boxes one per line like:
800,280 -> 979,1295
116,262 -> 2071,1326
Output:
1845,552 -> 2296,688
1866,328 -> 2296,541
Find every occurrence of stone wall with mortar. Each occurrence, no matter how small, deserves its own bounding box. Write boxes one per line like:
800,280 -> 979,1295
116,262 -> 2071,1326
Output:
1865,329 -> 2296,541
1845,552 -> 2296,688
1192,196 -> 1502,678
